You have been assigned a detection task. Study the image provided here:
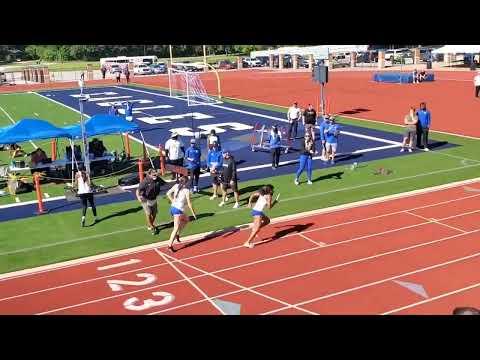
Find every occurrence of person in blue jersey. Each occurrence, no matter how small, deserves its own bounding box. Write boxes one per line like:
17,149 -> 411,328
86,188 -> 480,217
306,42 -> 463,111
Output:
124,101 -> 134,121
166,176 -> 197,252
207,141 -> 223,200
244,184 -> 275,248
185,138 -> 201,193
318,114 -> 331,161
324,116 -> 341,164
294,132 -> 315,185
416,102 -> 431,151
269,125 -> 282,169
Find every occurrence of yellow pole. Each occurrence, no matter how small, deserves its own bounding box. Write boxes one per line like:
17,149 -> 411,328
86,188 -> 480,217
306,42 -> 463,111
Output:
205,63 -> 222,99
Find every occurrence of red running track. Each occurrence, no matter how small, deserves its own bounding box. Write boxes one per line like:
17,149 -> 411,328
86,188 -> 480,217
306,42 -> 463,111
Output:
1,181 -> 480,315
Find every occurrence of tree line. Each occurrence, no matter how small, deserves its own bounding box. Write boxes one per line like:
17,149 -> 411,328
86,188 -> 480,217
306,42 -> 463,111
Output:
1,45 -> 274,62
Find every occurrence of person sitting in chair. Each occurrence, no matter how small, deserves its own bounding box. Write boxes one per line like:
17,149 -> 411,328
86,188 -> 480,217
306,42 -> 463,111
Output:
9,144 -> 25,158
30,148 -> 48,166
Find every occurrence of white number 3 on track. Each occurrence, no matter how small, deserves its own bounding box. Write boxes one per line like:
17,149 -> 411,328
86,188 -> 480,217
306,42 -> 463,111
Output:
123,292 -> 175,311
107,273 -> 157,292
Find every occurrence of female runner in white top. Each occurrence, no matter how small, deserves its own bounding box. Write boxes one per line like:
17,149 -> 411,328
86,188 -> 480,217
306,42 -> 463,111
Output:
244,184 -> 275,248
166,176 -> 197,252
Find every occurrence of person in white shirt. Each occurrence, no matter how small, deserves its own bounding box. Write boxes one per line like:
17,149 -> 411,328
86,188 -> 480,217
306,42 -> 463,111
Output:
75,167 -> 98,227
78,72 -> 85,95
244,184 -> 276,248
474,71 -> 480,98
164,132 -> 185,180
287,102 -> 302,140
166,176 -> 197,252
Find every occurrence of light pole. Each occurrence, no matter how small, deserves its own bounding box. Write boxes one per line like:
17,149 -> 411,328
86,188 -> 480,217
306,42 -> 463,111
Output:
79,95 -> 90,177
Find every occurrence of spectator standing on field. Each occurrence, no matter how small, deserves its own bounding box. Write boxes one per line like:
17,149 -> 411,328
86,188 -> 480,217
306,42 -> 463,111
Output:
78,72 -> 85,95
474,70 -> 480,98
76,167 -> 98,227
401,107 -> 418,153
269,125 -> 282,169
207,141 -> 223,200
115,70 -> 121,83
303,104 -> 317,142
101,64 -> 107,79
136,169 -> 162,235
164,132 -> 185,181
219,150 -> 240,209
185,139 -> 201,193
287,102 -> 301,140
124,66 -> 130,84
416,102 -> 431,151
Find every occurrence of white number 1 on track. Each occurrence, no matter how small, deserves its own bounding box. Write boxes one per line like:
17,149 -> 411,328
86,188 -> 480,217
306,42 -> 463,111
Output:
107,273 -> 157,292
123,292 -> 175,311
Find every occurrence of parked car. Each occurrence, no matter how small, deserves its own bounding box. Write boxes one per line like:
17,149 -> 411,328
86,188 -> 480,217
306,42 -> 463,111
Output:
256,56 -> 270,66
217,60 -> 237,70
109,64 -> 121,74
150,62 -> 167,74
133,64 -> 153,75
243,57 -> 262,67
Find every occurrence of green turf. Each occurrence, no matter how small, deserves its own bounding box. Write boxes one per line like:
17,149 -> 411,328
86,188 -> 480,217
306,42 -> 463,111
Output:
0,85 -> 480,274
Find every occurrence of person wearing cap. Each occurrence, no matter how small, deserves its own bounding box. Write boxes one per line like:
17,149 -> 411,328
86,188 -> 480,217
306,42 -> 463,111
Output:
324,116 -> 341,164
220,149 -> 240,208
474,70 -> 480,98
318,114 -> 331,161
294,131 -> 315,185
185,138 -> 201,193
136,168 -> 162,235
287,102 -> 301,140
207,141 -> 223,200
268,125 -> 282,169
302,104 -> 317,142
164,132 -> 185,180
207,129 -> 221,150
416,102 -> 431,151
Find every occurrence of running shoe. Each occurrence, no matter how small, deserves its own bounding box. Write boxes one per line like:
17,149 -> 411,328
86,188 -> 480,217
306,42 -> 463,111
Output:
330,159 -> 335,165
424,147 -> 430,152
307,180 -> 313,185
400,148 -> 405,152
219,201 -> 225,207
233,202 -> 240,209
294,179 -> 299,185
408,148 -> 413,153
209,195 -> 217,200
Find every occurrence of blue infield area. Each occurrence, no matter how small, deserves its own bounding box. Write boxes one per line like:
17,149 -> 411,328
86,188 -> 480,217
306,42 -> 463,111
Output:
0,85 -> 455,222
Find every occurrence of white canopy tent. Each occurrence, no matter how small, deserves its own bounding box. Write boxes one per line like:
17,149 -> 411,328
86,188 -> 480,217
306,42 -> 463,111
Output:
432,45 -> 480,54
250,45 -> 369,60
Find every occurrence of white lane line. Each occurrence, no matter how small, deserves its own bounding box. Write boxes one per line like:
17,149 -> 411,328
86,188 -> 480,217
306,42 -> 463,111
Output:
382,281 -> 480,315
405,211 -> 468,234
0,104 -> 38,149
298,233 -> 322,246
1,177 -> 480,281
264,244 -> 480,315
153,227 -> 480,316
153,248 -> 226,315
97,259 -> 141,271
155,248 -> 317,315
118,86 -> 400,146
30,210 -> 480,314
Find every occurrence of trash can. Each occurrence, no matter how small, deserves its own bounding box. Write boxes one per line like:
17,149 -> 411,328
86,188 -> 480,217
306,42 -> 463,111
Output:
426,61 -> 432,69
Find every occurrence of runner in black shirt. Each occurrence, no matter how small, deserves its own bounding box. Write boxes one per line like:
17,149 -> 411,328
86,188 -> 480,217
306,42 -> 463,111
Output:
219,150 -> 240,209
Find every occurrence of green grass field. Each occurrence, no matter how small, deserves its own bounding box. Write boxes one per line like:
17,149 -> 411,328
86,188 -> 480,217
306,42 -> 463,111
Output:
1,86 -> 480,275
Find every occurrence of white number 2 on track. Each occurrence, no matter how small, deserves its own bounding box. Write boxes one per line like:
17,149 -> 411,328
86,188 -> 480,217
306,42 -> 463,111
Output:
123,292 -> 175,311
107,273 -> 157,292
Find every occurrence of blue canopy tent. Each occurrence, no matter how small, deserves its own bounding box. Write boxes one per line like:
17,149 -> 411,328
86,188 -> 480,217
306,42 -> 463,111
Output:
0,118 -> 70,144
62,114 -> 152,184
63,114 -> 140,138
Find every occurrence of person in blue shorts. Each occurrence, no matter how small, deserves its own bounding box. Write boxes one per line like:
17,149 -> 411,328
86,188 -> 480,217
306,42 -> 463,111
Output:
185,138 -> 201,193
244,184 -> 275,248
166,176 -> 197,252
324,116 -> 340,165
294,132 -> 315,185
318,114 -> 331,161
